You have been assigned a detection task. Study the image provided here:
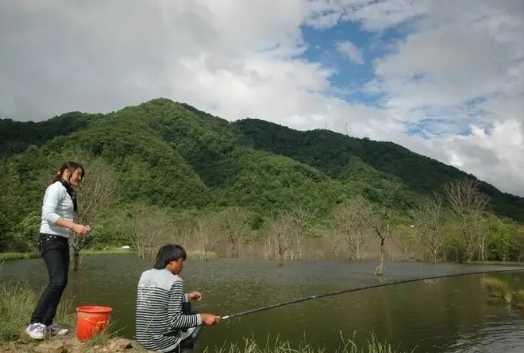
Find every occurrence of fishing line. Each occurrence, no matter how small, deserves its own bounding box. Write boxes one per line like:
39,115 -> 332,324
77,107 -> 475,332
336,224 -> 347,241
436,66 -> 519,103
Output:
220,267 -> 524,320
163,266 -> 524,335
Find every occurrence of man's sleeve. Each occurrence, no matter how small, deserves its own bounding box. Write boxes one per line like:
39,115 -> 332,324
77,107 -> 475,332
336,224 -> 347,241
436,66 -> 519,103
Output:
167,281 -> 202,329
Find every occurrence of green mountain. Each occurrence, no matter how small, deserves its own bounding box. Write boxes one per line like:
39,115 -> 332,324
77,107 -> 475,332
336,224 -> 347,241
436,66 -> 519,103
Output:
1,98 -> 523,225
232,118 -> 524,221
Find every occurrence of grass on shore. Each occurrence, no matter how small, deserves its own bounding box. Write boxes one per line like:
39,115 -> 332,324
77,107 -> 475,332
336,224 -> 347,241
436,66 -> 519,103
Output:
0,282 -> 413,353
213,333 -> 415,353
0,249 -> 131,262
0,282 -> 74,344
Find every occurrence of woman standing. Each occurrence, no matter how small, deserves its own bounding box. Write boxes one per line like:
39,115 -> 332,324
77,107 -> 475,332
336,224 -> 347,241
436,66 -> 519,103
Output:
25,161 -> 90,340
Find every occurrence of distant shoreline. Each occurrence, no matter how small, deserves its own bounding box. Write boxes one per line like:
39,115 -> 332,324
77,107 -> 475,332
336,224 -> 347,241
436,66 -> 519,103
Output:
0,249 -> 219,262
2,250 -> 523,267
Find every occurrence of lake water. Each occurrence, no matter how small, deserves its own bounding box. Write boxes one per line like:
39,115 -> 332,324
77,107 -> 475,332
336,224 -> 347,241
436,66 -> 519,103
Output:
1,255 -> 524,352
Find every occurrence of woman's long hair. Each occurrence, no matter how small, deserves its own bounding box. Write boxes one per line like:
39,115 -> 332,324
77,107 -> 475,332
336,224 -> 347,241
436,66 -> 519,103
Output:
53,161 -> 85,184
53,161 -> 85,212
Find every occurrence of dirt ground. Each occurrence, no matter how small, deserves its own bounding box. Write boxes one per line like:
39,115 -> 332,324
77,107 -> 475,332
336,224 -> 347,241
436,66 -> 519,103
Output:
0,334 -> 159,353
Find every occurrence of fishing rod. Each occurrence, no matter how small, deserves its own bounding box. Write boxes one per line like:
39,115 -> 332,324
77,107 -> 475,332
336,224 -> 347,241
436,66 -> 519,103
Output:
163,266 -> 524,335
219,267 -> 524,321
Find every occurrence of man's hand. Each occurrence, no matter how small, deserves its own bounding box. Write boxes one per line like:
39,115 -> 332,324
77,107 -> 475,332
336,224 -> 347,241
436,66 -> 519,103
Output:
200,313 -> 220,325
187,291 -> 202,302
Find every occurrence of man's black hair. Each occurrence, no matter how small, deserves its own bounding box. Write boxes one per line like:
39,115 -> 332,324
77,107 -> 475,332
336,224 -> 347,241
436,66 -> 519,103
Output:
153,244 -> 187,269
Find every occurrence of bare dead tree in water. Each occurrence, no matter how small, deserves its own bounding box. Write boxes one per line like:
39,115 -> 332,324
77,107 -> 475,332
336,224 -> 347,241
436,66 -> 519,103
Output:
444,178 -> 488,262
392,225 -> 417,261
260,208 -> 314,265
193,214 -> 220,260
220,207 -> 252,258
173,215 -> 195,248
283,207 -> 315,260
331,197 -> 370,261
274,217 -> 294,266
71,157 -> 118,271
124,204 -> 174,261
411,192 -> 446,262
260,213 -> 292,265
358,185 -> 399,276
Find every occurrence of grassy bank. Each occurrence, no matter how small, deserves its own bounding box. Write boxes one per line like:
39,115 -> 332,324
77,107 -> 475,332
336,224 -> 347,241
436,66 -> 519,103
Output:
468,261 -> 524,266
0,282 -> 74,344
0,249 -> 218,262
0,282 -> 414,353
212,334 -> 415,353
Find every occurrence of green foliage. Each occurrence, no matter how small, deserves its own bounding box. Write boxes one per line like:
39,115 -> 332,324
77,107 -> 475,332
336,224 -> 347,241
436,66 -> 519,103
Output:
1,98 -> 524,263
0,162 -> 30,251
483,214 -> 519,262
0,112 -> 98,158
233,118 -> 524,222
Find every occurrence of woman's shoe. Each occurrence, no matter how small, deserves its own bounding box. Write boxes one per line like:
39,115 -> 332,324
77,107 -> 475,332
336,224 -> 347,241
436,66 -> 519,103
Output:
46,323 -> 69,336
25,323 -> 46,340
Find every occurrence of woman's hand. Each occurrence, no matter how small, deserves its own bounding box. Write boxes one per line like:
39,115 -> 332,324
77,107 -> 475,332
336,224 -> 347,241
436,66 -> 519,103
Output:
72,224 -> 89,235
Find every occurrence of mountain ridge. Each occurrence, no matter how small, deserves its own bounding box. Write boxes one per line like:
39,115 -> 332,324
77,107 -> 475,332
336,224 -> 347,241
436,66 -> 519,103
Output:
1,97 -> 523,222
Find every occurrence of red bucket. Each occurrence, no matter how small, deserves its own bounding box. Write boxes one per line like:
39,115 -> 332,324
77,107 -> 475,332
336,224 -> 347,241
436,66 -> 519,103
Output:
75,306 -> 113,341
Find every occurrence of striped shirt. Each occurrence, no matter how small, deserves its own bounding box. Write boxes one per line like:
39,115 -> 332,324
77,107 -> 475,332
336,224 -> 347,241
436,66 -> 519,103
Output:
135,269 -> 202,352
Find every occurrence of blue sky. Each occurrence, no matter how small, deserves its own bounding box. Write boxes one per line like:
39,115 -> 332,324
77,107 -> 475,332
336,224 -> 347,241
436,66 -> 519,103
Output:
302,22 -> 384,104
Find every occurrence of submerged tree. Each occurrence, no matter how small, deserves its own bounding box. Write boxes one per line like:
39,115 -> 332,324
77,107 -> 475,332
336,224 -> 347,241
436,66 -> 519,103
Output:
220,206 -> 252,258
331,197 -> 370,261
358,185 -> 399,276
260,207 -> 313,265
122,204 -> 175,261
392,224 -> 417,261
193,213 -> 220,260
444,178 -> 488,262
284,206 -> 315,260
70,156 -> 118,271
411,192 -> 446,262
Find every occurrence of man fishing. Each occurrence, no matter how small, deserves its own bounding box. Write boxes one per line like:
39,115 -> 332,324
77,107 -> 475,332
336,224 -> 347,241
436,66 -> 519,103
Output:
135,244 -> 221,353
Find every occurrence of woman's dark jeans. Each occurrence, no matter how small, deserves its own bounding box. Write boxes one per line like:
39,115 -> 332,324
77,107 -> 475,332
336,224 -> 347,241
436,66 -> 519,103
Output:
30,233 -> 70,326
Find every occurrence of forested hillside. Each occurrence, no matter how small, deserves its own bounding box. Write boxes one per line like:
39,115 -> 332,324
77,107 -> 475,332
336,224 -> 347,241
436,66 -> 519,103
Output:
232,118 -> 524,221
1,98 -> 523,266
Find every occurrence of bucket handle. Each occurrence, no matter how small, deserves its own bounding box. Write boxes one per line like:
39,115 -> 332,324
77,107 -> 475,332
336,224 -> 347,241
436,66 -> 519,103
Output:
79,316 -> 110,327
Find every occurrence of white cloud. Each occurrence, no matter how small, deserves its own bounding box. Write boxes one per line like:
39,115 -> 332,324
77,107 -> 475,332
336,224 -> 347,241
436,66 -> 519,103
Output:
0,0 -> 523,197
352,0 -> 524,196
336,41 -> 364,64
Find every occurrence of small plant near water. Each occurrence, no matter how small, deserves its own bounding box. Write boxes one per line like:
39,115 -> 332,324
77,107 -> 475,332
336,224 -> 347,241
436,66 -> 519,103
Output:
480,277 -> 511,300
0,282 -> 74,344
84,319 -> 120,347
511,289 -> 524,308
211,332 -> 414,353
479,277 -> 524,308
